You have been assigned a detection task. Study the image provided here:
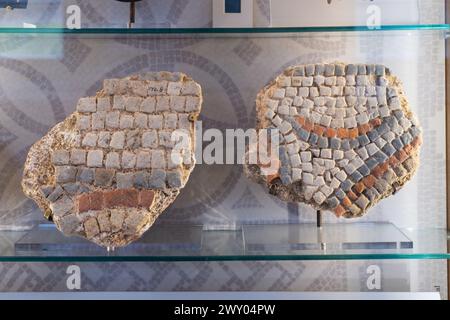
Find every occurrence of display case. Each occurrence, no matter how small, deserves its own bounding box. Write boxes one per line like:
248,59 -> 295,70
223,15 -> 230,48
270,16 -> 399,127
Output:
0,0 -> 448,299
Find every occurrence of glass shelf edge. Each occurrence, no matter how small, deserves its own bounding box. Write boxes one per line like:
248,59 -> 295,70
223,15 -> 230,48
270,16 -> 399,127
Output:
1,253 -> 449,263
0,24 -> 448,34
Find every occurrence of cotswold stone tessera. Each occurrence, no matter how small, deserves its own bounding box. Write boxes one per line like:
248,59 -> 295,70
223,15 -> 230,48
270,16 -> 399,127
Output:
245,63 -> 422,218
22,72 -> 202,247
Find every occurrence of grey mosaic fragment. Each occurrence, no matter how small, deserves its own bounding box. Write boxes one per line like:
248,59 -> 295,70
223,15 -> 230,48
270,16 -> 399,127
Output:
350,171 -> 363,182
401,132 -> 413,146
335,188 -> 346,200
341,140 -> 351,151
149,169 -> 166,188
358,164 -> 370,177
382,144 -> 396,157
367,130 -> 379,141
308,133 -> 319,145
47,185 -> 64,202
373,151 -> 388,164
358,135 -> 370,146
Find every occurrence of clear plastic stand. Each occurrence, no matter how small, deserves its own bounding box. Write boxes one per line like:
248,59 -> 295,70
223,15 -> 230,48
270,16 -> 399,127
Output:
14,221 -> 413,256
243,221 -> 413,252
15,224 -> 203,255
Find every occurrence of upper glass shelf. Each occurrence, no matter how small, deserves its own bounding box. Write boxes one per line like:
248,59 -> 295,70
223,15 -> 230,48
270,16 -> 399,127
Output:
0,222 -> 448,262
0,24 -> 448,35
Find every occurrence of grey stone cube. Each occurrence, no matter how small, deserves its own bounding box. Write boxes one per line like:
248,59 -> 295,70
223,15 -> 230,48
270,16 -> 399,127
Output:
98,131 -> 111,148
167,170 -> 183,188
92,111 -> 106,130
401,132 -> 413,146
366,158 -> 378,170
94,168 -> 115,187
151,150 -> 166,169
135,113 -> 148,128
70,149 -> 86,165
148,115 -> 163,129
186,97 -> 201,112
77,167 -> 94,184
125,96 -> 142,112
105,152 -> 121,169
125,129 -> 140,149
156,96 -> 170,112
148,169 -> 166,188
63,183 -> 80,195
142,130 -> 158,148
77,115 -> 91,130
170,96 -> 186,112
140,97 -> 156,113
326,196 -> 339,209
341,140 -> 351,151
346,64 -> 357,75
116,172 -> 134,189
110,131 -> 125,150
133,171 -> 150,188
373,151 -> 388,164
350,170 -> 363,182
382,143 -> 396,157
164,113 -> 178,129
106,111 -> 120,129
367,130 -> 379,141
158,131 -> 175,148
77,97 -> 96,113
136,151 -> 151,169
51,196 -> 74,218
52,150 -> 70,165
55,166 -> 77,183
340,180 -> 353,192
47,185 -> 63,202
113,96 -> 126,110
120,114 -> 134,129
82,133 -> 98,147
87,150 -> 104,167
358,164 -> 370,177
410,126 -> 421,138
97,97 -> 111,111
122,151 -> 137,169
335,188 -> 346,200
358,135 -> 370,146
308,133 -> 319,145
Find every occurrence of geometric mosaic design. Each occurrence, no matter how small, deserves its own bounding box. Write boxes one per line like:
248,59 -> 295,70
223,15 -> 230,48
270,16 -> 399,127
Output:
247,63 -> 423,218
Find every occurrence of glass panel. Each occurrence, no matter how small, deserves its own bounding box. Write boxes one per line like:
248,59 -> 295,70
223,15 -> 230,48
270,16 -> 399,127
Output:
0,27 -> 446,261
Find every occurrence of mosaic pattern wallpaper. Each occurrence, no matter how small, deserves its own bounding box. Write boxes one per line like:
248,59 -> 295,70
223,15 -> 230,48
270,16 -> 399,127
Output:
0,0 -> 446,296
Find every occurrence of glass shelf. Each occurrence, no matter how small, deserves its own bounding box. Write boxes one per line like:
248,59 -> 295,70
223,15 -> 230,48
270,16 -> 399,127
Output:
0,24 -> 448,35
0,223 -> 448,262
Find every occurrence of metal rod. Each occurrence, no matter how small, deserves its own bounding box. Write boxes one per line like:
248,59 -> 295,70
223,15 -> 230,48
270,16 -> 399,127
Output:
128,0 -> 136,28
316,210 -> 322,228
316,210 -> 326,250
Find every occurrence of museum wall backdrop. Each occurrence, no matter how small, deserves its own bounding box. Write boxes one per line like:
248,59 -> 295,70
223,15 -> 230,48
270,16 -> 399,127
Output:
0,0 -> 447,296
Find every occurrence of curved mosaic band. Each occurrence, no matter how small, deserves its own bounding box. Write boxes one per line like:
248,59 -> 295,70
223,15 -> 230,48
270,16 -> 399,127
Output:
248,62 -> 423,218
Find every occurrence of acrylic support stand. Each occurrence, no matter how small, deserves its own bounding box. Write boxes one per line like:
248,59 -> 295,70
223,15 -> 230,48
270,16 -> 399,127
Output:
14,219 -> 413,256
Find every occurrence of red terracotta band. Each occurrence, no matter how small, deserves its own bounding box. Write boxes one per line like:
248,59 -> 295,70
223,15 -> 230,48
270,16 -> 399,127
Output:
77,189 -> 155,213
